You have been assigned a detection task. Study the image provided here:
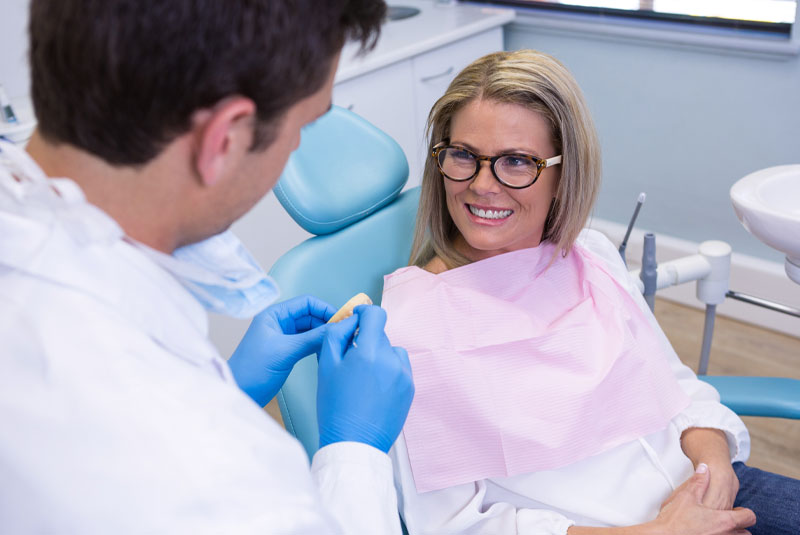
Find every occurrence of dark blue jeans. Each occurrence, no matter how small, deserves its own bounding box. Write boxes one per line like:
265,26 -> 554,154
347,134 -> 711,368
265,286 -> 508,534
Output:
733,462 -> 800,535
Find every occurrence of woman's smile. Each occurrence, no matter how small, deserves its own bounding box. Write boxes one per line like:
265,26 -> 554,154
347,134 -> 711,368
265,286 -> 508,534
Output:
465,203 -> 514,224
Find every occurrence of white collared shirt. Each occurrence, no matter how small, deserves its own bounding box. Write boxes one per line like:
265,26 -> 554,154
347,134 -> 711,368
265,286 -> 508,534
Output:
0,140 -> 401,534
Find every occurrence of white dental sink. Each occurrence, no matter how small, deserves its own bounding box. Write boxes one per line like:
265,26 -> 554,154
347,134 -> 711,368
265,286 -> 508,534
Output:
386,6 -> 421,21
730,164 -> 800,284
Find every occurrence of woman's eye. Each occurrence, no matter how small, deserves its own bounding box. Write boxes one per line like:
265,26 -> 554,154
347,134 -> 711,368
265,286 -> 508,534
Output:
451,149 -> 473,161
504,156 -> 528,167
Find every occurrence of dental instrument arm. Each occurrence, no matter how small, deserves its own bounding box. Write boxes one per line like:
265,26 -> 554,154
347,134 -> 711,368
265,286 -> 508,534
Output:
628,240 -> 732,375
640,233 -> 657,312
618,192 -> 646,267
597,232 -> 749,460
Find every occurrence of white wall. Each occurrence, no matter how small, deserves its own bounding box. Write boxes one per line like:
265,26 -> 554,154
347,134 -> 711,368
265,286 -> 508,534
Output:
0,0 -> 31,99
505,21 -> 800,264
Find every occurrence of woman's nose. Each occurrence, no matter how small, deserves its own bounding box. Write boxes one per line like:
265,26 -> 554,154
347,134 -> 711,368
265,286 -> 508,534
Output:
469,161 -> 502,195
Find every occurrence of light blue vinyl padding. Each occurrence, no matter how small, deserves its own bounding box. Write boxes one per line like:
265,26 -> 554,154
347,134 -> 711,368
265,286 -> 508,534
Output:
271,188 -> 420,459
699,376 -> 800,419
273,105 -> 410,235
268,105 -> 417,458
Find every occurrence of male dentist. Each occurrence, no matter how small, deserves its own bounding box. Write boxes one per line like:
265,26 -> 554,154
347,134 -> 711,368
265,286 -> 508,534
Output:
0,0 -> 414,533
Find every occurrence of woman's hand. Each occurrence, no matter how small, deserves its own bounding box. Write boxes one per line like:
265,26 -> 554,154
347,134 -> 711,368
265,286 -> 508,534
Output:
700,460 -> 740,510
568,465 -> 754,535
654,464 -> 755,535
680,427 -> 739,509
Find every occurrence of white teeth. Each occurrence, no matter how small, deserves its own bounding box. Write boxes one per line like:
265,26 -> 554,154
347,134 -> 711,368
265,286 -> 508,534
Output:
469,205 -> 512,220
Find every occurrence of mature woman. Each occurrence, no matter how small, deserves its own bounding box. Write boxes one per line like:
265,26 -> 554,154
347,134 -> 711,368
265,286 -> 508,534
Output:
380,50 -> 798,535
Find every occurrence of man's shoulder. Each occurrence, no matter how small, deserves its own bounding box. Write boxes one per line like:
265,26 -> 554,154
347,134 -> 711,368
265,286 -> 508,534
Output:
0,271 -> 158,376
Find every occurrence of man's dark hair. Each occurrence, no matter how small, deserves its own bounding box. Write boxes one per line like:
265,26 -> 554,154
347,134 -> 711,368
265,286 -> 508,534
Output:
29,0 -> 385,165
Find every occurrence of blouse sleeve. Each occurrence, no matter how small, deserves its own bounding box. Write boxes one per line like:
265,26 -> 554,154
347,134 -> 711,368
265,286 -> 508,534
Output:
577,229 -> 750,463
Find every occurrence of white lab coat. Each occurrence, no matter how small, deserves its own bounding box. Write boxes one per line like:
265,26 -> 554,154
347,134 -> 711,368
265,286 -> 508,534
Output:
390,229 -> 751,535
0,140 -> 401,534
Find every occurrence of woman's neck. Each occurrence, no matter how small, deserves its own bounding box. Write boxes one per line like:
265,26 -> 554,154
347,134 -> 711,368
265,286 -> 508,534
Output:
423,256 -> 449,274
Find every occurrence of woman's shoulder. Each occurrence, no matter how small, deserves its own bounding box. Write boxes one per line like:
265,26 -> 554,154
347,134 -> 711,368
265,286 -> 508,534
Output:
575,229 -> 627,270
575,228 -> 645,300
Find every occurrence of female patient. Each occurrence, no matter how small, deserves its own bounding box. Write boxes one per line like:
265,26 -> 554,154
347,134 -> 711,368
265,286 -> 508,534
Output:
380,50 -> 799,535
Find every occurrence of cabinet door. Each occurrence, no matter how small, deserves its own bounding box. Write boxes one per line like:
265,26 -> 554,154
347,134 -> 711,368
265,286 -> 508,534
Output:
411,28 -> 504,182
333,60 -> 419,188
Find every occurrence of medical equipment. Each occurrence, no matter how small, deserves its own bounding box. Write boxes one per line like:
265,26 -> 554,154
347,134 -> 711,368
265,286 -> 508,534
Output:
0,94 -> 36,146
0,84 -> 18,124
617,192 -> 645,268
268,106 -> 800,465
623,229 -> 800,417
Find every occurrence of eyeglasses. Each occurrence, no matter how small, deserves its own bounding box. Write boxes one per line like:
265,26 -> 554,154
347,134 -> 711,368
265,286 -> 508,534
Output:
431,143 -> 562,189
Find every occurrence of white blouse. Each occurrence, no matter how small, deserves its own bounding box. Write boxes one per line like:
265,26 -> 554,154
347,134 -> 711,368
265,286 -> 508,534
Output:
390,229 -> 750,535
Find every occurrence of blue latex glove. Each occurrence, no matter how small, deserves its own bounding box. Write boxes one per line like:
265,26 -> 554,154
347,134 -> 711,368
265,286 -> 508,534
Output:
228,295 -> 336,407
317,305 -> 414,453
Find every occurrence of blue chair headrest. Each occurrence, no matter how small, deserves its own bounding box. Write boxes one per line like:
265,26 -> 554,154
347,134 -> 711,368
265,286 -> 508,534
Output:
273,106 -> 409,236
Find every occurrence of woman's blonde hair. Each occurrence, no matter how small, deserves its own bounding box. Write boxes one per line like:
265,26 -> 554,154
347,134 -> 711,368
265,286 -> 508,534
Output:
409,49 -> 602,268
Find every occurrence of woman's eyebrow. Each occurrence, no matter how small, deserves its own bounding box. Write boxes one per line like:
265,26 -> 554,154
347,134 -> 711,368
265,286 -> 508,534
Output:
450,140 -> 540,156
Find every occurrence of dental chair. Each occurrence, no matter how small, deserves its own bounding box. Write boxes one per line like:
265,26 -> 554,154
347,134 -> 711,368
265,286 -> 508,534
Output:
269,106 -> 800,469
269,105 -> 418,459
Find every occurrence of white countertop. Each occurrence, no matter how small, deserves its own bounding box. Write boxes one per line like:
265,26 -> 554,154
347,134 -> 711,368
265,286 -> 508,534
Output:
336,1 -> 515,83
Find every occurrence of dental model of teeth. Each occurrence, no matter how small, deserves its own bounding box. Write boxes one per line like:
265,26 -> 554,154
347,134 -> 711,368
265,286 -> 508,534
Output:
328,292 -> 373,323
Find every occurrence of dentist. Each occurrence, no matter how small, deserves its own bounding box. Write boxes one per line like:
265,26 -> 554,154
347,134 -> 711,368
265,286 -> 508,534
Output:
0,1 -> 413,534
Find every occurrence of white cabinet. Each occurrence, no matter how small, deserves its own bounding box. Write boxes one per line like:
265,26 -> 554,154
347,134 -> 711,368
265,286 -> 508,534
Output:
333,27 -> 504,189
333,60 -> 418,181
411,29 -> 503,170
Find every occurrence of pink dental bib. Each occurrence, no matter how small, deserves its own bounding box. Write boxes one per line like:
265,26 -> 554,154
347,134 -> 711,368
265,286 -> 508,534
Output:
382,240 -> 689,493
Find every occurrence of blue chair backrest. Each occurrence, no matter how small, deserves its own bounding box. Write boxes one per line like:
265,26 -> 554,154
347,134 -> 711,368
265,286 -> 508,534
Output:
269,106 -> 420,458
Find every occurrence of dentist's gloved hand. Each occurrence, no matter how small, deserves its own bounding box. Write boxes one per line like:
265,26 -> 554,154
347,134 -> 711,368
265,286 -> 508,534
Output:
317,305 -> 414,453
229,295 -> 336,407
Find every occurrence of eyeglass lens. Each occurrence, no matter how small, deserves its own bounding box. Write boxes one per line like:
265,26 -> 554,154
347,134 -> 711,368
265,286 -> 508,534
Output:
437,147 -> 538,187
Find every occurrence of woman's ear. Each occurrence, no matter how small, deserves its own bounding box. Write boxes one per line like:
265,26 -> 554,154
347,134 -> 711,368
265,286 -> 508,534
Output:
193,97 -> 257,187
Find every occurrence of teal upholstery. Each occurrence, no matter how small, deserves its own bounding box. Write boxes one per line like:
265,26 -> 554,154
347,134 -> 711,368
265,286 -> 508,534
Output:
269,105 -> 419,459
699,376 -> 800,419
273,105 -> 409,235
271,188 -> 420,458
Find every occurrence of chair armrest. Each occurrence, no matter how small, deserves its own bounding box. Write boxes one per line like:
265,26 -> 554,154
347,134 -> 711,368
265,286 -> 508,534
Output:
699,376 -> 800,419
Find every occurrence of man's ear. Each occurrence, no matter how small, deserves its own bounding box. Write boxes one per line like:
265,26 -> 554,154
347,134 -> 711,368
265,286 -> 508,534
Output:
193,97 -> 257,187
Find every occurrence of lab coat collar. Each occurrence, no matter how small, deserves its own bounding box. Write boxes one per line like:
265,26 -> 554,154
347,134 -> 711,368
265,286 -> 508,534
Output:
0,139 -> 226,373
